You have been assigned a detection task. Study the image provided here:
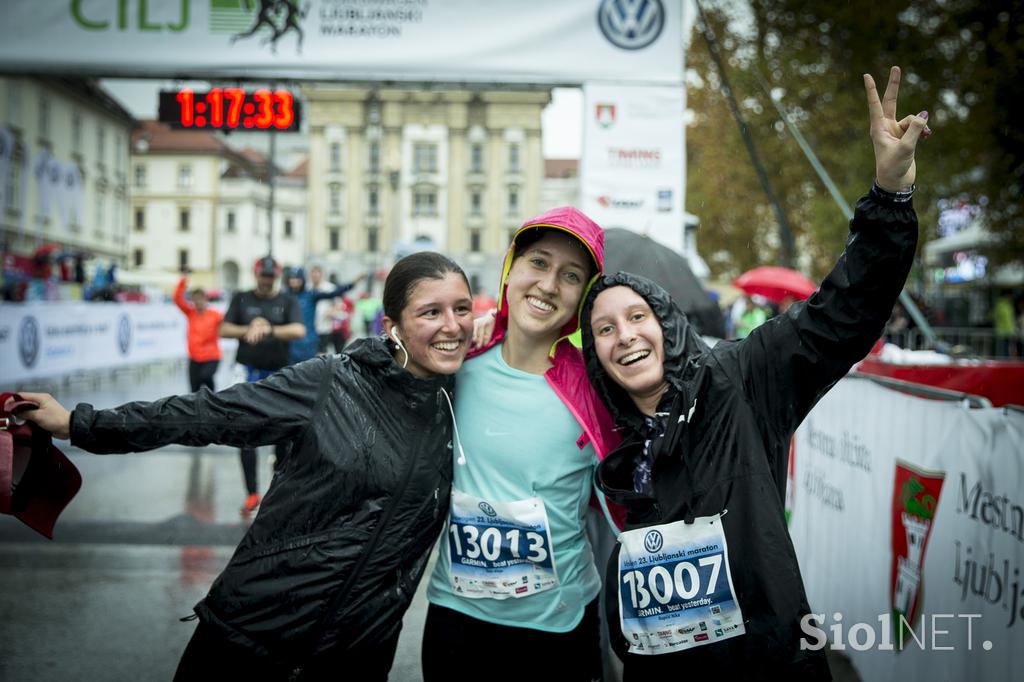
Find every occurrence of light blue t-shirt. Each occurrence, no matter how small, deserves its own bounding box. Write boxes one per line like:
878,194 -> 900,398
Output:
426,343 -> 602,632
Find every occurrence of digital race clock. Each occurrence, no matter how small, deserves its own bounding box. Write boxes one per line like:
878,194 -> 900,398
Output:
157,88 -> 301,131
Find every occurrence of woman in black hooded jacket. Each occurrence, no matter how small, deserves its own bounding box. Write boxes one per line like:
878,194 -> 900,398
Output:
579,67 -> 927,679
9,252 -> 475,681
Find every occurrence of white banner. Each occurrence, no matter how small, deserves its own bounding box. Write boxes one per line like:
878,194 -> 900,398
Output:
581,82 -> 685,252
0,1 -> 682,85
0,302 -> 188,382
788,376 -> 1022,680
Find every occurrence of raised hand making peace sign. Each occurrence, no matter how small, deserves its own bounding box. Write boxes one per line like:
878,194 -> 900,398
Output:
864,66 -> 932,192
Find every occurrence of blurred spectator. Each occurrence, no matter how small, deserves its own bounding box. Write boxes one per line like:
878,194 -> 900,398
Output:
993,290 -> 1017,357
472,288 -> 497,316
735,296 -> 768,339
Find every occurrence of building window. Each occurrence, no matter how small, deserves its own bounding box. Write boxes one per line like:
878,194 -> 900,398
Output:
177,164 -> 192,189
330,142 -> 342,171
413,143 -> 437,173
134,164 -> 146,187
329,228 -> 340,251
470,191 -> 483,215
368,187 -> 379,215
470,143 -> 483,173
413,189 -> 437,216
329,184 -> 342,214
38,95 -> 49,139
368,141 -> 380,173
133,248 -> 144,267
179,208 -> 190,232
134,208 -> 144,231
72,115 -> 82,152
508,143 -> 520,173
469,229 -> 481,253
507,188 -> 519,215
226,211 -> 236,233
284,218 -> 293,238
178,249 -> 189,270
368,227 -> 379,253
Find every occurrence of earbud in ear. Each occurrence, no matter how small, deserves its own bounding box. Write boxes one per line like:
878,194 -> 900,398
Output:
391,327 -> 402,343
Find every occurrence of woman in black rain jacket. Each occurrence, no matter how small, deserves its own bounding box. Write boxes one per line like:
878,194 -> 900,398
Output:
579,67 -> 927,680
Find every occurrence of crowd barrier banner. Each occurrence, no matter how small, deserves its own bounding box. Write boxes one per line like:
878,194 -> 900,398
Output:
0,0 -> 683,85
0,302 -> 187,382
789,377 -> 1022,680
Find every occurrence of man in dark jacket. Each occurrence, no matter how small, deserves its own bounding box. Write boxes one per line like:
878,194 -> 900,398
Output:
579,67 -> 927,679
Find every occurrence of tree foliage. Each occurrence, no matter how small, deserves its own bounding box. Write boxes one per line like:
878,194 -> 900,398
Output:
687,0 -> 1024,280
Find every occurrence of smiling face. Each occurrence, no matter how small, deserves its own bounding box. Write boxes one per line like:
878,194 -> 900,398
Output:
504,231 -> 592,343
383,272 -> 474,378
590,285 -> 669,415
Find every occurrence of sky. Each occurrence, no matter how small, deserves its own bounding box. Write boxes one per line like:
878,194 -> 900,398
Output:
100,79 -> 585,159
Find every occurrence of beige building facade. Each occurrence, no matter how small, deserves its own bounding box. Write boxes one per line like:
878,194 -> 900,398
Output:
303,85 -> 550,295
128,121 -> 307,294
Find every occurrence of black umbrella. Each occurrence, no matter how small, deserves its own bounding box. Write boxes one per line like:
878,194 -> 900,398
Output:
602,228 -> 726,338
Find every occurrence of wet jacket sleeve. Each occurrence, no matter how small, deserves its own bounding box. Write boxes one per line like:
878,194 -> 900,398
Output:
69,356 -> 332,454
730,186 -> 917,442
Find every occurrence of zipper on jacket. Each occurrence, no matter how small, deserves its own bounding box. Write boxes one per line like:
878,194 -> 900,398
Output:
302,409 -> 435,659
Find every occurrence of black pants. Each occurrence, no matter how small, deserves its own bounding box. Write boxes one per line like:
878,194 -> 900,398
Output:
175,621 -> 401,682
188,360 -> 219,392
240,441 -> 289,495
421,599 -> 603,682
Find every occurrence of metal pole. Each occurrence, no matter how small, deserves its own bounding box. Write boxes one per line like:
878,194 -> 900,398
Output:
267,127 -> 276,256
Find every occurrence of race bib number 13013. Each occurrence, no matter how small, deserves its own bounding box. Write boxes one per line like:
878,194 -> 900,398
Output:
446,488 -> 559,600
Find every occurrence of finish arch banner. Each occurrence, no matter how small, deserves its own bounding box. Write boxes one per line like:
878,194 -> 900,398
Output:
788,377 -> 1022,680
0,0 -> 683,84
0,302 -> 187,382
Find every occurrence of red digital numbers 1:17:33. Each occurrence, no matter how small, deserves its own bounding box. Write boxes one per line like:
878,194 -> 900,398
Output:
174,89 -> 296,130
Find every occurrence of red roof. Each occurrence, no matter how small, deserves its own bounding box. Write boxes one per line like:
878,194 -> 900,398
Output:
131,119 -> 230,154
286,158 -> 308,178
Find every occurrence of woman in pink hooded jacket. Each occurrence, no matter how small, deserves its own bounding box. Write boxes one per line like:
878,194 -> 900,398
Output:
422,207 -> 622,681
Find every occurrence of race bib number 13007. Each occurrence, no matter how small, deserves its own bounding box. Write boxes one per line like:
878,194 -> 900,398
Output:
617,512 -> 745,655
446,488 -> 559,600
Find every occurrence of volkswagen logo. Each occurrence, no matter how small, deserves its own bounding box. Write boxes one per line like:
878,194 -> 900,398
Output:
644,529 -> 663,553
18,316 -> 40,368
478,501 -> 497,517
117,314 -> 132,355
597,0 -> 666,51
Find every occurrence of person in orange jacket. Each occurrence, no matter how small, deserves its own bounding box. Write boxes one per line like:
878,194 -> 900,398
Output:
174,271 -> 224,393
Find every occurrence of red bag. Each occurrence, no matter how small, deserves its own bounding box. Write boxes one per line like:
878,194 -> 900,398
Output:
0,392 -> 82,539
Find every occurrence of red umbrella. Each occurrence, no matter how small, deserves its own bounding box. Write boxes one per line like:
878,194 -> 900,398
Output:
733,266 -> 817,303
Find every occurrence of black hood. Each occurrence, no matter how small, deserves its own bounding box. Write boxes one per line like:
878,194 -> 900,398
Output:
581,272 -> 711,430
